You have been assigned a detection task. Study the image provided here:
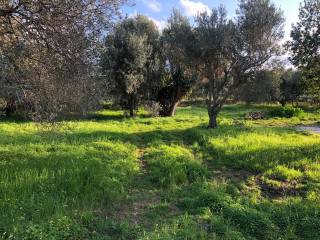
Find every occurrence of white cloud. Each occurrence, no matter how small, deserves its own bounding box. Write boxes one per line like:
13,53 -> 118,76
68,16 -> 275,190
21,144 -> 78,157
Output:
148,17 -> 166,31
180,0 -> 211,17
142,0 -> 162,12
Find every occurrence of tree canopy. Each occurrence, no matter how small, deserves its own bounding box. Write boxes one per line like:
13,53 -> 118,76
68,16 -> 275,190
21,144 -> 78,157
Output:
288,0 -> 320,99
195,0 -> 284,128
0,0 -> 126,120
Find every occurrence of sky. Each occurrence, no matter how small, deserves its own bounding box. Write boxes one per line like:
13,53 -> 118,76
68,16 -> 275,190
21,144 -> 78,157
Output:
122,0 -> 302,41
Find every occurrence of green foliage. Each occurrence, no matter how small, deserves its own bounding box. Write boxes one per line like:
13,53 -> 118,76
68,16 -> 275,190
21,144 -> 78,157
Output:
288,0 -> 320,98
195,0 -> 284,128
145,145 -> 207,187
280,69 -> 304,105
236,66 -> 283,104
268,106 -> 305,118
156,9 -> 197,117
102,15 -> 159,116
15,216 -> 85,240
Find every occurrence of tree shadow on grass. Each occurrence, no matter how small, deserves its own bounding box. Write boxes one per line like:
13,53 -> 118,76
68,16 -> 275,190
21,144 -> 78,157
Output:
1,121 -> 320,237
1,122 -> 319,174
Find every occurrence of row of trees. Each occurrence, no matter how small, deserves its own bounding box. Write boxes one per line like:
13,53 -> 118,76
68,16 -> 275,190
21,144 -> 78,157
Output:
102,0 -> 285,128
233,64 -> 303,106
234,0 -> 319,106
1,0 -> 319,128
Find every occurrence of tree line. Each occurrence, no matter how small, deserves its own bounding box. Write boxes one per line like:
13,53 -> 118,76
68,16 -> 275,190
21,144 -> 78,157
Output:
1,0 -> 319,128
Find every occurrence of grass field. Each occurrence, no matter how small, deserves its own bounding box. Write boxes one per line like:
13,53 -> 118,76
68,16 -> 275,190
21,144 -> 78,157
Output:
1,104 -> 320,239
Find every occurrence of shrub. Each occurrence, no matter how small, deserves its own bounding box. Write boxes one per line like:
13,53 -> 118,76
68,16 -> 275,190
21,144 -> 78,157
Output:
145,145 -> 207,187
268,106 -> 305,118
143,101 -> 162,117
15,216 -> 86,240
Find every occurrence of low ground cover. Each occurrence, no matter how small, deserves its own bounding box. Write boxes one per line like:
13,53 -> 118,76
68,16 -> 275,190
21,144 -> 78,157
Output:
1,104 -> 319,239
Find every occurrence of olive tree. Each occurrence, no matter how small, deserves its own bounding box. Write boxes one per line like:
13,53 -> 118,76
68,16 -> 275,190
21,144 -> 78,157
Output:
195,0 -> 284,128
280,69 -> 304,106
287,0 -> 320,99
157,10 -> 197,117
101,15 -> 159,117
0,0 -> 126,121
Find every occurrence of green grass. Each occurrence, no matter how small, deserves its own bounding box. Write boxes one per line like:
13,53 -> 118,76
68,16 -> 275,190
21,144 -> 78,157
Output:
1,104 -> 320,239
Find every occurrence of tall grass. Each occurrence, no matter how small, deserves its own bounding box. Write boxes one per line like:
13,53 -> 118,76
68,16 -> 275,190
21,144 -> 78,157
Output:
0,104 -> 320,239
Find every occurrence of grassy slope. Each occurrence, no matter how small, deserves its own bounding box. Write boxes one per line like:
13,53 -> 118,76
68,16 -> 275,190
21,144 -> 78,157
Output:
0,104 -> 320,239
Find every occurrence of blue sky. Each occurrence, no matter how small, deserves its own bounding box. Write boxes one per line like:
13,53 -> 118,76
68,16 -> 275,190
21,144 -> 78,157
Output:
122,0 -> 302,40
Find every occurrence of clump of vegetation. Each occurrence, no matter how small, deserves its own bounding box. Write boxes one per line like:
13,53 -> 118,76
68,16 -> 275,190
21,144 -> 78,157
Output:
268,106 -> 305,118
140,214 -> 210,240
245,111 -> 266,120
265,165 -> 304,181
305,163 -> 320,182
145,145 -> 207,187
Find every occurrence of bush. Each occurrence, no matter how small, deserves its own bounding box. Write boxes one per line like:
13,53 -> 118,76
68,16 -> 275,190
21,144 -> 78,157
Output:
15,216 -> 86,240
268,106 -> 305,118
145,145 -> 207,187
143,101 -> 162,117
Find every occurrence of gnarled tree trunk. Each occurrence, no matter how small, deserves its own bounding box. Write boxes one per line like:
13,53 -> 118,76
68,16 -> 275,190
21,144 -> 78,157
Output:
160,101 -> 180,117
158,84 -> 188,117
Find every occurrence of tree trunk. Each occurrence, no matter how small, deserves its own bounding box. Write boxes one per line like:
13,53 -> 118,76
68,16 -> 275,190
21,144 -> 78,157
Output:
160,101 -> 180,117
208,112 -> 218,129
4,104 -> 16,117
128,95 -> 135,117
157,83 -> 188,117
129,107 -> 134,117
208,103 -> 221,129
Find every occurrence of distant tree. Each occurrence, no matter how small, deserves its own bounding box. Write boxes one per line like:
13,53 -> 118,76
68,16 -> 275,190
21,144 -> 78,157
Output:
195,0 -> 284,128
235,60 -> 285,104
287,0 -> 320,99
156,10 -> 197,117
101,15 -> 159,117
235,70 -> 279,103
280,69 -> 303,106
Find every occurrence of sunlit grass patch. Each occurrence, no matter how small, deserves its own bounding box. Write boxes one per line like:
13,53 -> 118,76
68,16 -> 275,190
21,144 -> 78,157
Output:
144,145 -> 207,188
265,166 -> 303,181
